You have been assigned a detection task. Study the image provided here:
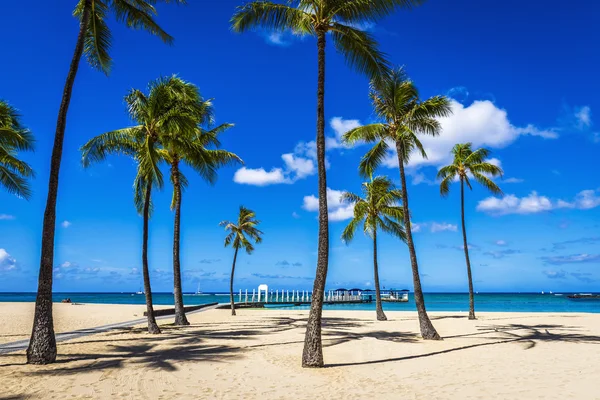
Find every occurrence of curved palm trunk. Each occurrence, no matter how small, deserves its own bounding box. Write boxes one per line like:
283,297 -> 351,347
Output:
396,142 -> 441,340
143,182 -> 160,334
302,29 -> 329,368
460,178 -> 476,320
373,229 -> 387,321
171,160 -> 189,326
229,247 -> 239,316
27,0 -> 92,364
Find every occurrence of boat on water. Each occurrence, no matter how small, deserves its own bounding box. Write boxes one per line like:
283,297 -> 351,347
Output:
184,284 -> 211,296
381,289 -> 409,302
359,288 -> 410,303
567,293 -> 600,300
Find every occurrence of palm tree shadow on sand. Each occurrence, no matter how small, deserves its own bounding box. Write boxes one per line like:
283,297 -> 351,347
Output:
325,323 -> 600,368
3,317 -> 599,372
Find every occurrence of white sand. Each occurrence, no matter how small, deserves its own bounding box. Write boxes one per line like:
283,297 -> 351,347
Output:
1,304 -> 599,399
0,302 -> 168,345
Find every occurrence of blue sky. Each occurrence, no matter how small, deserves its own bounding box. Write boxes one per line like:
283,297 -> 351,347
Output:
1,0 -> 599,293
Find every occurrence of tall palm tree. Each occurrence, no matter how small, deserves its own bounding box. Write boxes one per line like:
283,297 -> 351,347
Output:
343,68 -> 451,340
0,100 -> 35,199
158,79 -> 242,325
220,206 -> 263,316
437,143 -> 503,320
81,76 -> 196,335
232,0 -> 426,368
28,0 -> 185,364
341,176 -> 406,321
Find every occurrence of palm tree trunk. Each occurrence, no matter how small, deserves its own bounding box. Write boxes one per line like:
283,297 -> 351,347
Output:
396,142 -> 441,340
229,247 -> 239,316
302,29 -> 329,368
27,0 -> 92,365
373,229 -> 387,321
143,182 -> 160,334
460,178 -> 476,320
171,159 -> 189,326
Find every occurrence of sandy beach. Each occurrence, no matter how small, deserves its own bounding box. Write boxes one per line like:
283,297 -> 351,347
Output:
0,302 -> 169,345
0,304 -> 599,399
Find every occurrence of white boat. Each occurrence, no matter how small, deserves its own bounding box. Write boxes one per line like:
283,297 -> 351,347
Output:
184,283 -> 210,296
135,286 -> 144,295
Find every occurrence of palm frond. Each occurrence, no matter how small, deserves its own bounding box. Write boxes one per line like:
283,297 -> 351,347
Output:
342,123 -> 386,145
341,216 -> 361,244
231,2 -> 313,35
112,0 -> 175,45
330,23 -> 389,79
331,0 -> 425,24
358,139 -> 389,178
78,0 -> 113,74
221,206 -> 263,253
80,127 -> 144,167
472,171 -> 503,195
0,164 -> 31,199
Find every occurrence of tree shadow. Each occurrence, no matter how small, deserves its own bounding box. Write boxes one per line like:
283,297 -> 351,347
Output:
326,323 -> 600,368
15,341 -> 242,376
323,329 -> 419,347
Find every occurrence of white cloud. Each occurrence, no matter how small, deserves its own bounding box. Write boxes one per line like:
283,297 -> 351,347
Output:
411,222 -> 422,233
0,214 -> 15,220
266,32 -> 286,45
233,167 -> 289,186
302,188 -> 355,222
570,190 -> 600,210
412,222 -> 457,233
430,222 -> 458,233
292,212 -> 300,219
477,192 -> 553,215
380,99 -> 557,170
0,249 -> 17,271
495,240 -> 507,246
61,220 -> 72,228
234,117 -> 357,186
281,153 -> 315,179
327,117 -> 361,149
504,178 -> 524,184
575,106 -> 592,129
477,189 -> 600,216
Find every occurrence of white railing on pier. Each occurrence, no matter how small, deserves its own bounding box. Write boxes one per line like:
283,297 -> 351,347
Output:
235,288 -> 365,303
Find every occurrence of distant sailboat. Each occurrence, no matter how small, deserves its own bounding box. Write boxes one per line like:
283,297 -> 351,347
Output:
196,283 -> 203,295
135,286 -> 144,295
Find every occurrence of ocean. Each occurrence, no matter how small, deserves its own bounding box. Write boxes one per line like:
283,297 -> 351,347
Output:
1,292 -> 599,313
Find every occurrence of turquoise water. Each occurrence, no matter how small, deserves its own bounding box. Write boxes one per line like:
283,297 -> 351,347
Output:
1,292 -> 599,313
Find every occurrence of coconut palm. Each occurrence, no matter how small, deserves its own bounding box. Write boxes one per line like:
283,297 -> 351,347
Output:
0,100 -> 35,199
437,143 -> 503,320
343,67 -> 451,340
158,80 -> 242,326
232,0 -> 426,368
81,76 -> 198,336
28,0 -> 185,364
220,206 -> 263,316
341,176 -> 406,321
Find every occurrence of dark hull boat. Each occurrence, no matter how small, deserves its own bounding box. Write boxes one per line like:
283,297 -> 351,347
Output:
567,293 -> 600,300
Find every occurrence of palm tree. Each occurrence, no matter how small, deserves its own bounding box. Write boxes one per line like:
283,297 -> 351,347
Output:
341,176 -> 406,321
343,68 -> 451,340
220,206 -> 263,316
28,0 -> 185,364
81,76 -> 197,335
158,79 -> 242,325
232,0 -> 426,368
437,143 -> 503,320
0,100 -> 35,199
